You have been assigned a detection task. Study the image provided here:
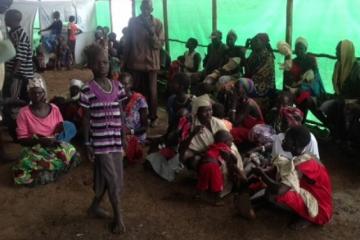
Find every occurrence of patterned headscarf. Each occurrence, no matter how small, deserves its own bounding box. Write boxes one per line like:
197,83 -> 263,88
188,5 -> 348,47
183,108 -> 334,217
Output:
27,73 -> 47,95
280,106 -> 304,128
237,77 -> 255,95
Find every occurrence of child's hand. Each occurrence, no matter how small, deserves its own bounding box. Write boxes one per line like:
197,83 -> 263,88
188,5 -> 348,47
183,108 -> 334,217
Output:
39,137 -> 60,148
192,126 -> 204,135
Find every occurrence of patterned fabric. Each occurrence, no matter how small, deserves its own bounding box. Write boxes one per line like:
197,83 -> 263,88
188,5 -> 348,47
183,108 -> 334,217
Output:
245,49 -> 275,97
12,142 -> 80,185
237,77 -> 255,95
280,106 -> 304,128
124,92 -> 148,143
80,79 -> 127,154
6,26 -> 34,80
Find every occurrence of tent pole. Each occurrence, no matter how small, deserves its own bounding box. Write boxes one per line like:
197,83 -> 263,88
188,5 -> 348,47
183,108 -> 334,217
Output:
162,0 -> 170,53
212,0 -> 217,31
285,0 -> 293,46
132,0 -> 136,17
109,0 -> 113,31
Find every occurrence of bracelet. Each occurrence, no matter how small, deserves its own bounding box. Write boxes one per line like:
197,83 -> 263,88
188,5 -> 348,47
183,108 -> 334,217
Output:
130,129 -> 135,135
84,142 -> 91,146
231,109 -> 236,112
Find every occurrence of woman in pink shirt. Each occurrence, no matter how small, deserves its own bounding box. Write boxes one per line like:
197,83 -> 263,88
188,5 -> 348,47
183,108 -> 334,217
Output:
12,74 -> 80,186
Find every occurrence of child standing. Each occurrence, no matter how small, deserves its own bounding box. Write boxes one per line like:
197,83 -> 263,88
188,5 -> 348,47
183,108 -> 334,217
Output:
39,11 -> 63,53
67,15 -> 82,63
80,44 -> 127,234
4,9 -> 33,100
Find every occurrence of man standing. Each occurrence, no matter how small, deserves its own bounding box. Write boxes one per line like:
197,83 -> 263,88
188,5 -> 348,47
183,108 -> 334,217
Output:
124,0 -> 164,127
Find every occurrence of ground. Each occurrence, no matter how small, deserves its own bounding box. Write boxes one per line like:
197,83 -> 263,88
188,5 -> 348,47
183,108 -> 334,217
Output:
0,69 -> 360,240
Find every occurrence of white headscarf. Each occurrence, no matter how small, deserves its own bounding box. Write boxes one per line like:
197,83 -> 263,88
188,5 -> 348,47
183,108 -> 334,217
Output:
70,79 -> 84,89
27,73 -> 47,99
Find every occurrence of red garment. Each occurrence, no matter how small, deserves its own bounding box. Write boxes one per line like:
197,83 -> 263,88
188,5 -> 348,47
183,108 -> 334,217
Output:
197,143 -> 231,193
230,115 -> 264,145
159,147 -> 176,160
178,116 -> 191,141
295,91 -> 311,105
168,60 -> 181,81
276,159 -> 333,225
125,135 -> 143,164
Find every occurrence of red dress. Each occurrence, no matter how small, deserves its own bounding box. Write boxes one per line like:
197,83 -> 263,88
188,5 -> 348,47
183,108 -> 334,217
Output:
196,143 -> 231,193
276,159 -> 333,225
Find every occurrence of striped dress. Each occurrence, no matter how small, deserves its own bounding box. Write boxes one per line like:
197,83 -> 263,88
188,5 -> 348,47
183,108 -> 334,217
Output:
80,79 -> 127,155
6,26 -> 34,80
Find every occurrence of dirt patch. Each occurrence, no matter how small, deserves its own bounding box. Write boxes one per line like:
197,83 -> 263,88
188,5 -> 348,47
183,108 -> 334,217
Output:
0,69 -> 360,240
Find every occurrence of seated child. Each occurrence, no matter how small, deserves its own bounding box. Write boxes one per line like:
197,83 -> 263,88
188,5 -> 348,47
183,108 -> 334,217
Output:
212,102 -> 233,131
196,130 -> 246,205
56,36 -> 73,70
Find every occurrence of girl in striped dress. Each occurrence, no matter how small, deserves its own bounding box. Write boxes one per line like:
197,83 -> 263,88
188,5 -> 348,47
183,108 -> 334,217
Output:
80,44 -> 127,234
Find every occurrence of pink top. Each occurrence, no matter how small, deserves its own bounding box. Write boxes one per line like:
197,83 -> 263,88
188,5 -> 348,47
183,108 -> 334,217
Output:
68,22 -> 78,41
16,104 -> 63,139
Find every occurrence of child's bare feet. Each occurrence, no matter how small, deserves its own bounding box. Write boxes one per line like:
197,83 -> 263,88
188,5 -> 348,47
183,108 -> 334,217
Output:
87,206 -> 111,219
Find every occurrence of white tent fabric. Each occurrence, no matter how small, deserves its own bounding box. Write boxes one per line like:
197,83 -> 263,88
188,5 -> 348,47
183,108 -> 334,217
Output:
10,0 -> 96,63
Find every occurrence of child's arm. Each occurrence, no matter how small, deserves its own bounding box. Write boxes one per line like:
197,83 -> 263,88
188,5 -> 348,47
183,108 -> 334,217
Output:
39,22 -> 55,33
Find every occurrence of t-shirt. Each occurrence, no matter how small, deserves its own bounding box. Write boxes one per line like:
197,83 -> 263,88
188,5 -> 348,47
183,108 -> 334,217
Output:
272,132 -> 320,160
50,20 -> 63,36
67,22 -> 78,41
80,80 -> 127,154
16,104 -> 63,139
6,26 -> 34,80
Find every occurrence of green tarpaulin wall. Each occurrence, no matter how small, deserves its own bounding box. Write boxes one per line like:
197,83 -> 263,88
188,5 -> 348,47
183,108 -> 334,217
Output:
30,0 -> 360,121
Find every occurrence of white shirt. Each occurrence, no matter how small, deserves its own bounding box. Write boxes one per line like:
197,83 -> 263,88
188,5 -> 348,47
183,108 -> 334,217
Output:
272,132 -> 320,161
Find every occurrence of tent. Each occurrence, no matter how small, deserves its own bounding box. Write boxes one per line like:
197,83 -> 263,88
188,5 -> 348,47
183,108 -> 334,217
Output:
8,0 -> 360,101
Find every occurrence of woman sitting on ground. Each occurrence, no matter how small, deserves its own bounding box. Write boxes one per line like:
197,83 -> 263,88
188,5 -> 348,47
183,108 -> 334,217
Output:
319,40 -> 360,142
121,73 -> 148,164
229,78 -> 264,147
12,74 -> 80,186
284,37 -> 325,119
249,126 -> 332,229
179,94 -> 244,198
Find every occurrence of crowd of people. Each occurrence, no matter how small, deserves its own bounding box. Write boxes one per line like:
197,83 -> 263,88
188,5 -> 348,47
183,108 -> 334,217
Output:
1,0 -> 360,235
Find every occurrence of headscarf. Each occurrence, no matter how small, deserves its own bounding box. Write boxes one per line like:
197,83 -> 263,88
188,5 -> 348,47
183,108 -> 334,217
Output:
237,77 -> 255,95
279,106 -> 304,128
255,33 -> 269,45
277,41 -> 292,57
70,79 -> 84,100
70,79 -> 84,89
254,33 -> 274,58
248,124 -> 275,145
295,37 -> 308,49
191,94 -> 211,117
332,40 -> 356,94
27,73 -> 47,96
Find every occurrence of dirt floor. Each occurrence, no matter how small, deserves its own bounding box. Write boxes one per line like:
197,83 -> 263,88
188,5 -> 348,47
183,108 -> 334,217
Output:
1,69 -> 360,240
